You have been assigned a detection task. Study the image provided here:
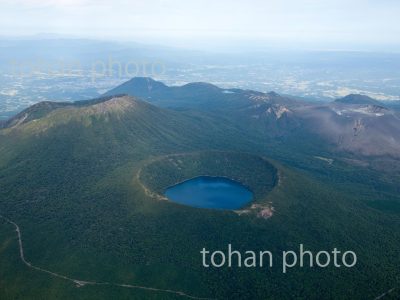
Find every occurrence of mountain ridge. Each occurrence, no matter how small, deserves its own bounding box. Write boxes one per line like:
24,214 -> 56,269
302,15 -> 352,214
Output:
335,94 -> 384,106
0,94 -> 132,130
2,77 -> 400,159
101,77 -> 400,159
1,77 -> 400,300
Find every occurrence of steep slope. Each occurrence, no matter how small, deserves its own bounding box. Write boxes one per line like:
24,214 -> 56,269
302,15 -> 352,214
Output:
335,94 -> 384,106
0,95 -> 131,130
103,77 -> 304,139
0,89 -> 400,300
104,78 -> 400,159
103,77 -> 253,110
104,77 -> 169,97
292,102 -> 400,157
0,101 -> 70,129
0,94 -> 252,165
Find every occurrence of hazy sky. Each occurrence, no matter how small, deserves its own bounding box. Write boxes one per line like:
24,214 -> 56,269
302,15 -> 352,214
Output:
1,0 -> 399,50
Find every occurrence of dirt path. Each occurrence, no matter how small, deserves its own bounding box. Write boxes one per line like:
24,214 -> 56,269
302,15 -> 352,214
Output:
0,214 -> 214,300
374,287 -> 397,300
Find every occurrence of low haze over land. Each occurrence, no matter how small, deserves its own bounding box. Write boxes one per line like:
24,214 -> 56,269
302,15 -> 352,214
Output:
1,0 -> 400,51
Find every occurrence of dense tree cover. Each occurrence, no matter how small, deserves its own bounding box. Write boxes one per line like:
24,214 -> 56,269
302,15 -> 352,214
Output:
140,151 -> 277,201
0,96 -> 399,299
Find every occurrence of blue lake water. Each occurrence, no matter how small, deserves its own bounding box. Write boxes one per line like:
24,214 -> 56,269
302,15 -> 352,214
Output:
165,176 -> 253,210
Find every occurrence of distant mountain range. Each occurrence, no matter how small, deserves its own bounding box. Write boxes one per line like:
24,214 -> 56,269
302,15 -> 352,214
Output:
335,94 -> 385,106
1,77 -> 400,299
103,77 -> 400,159
3,77 -> 399,159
